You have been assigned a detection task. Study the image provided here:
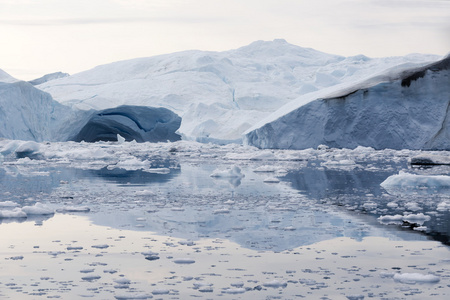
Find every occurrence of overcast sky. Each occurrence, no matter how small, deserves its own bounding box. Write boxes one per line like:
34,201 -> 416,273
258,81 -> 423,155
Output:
0,0 -> 449,80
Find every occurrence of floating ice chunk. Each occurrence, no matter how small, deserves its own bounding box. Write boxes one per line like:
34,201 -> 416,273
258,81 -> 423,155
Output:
173,258 -> 195,264
22,203 -> 54,215
263,177 -> 280,183
15,141 -> 40,158
58,206 -> 91,213
114,293 -> 153,299
437,201 -> 450,211
134,190 -> 156,197
405,202 -> 421,211
210,166 -> 244,178
230,281 -> 244,288
178,240 -> 195,246
8,256 -> 24,260
80,269 -> 95,273
152,289 -> 170,295
262,280 -> 287,288
0,201 -> 20,207
321,159 -> 356,169
378,214 -> 403,224
81,275 -> 101,281
410,154 -> 450,165
193,282 -> 213,289
403,213 -> 431,223
393,273 -> 440,284
114,278 -> 131,285
92,244 -> 109,249
146,168 -> 170,174
117,134 -> 126,144
381,173 -> 450,191
387,202 -> 398,208
362,202 -> 377,210
378,213 -> 430,225
222,288 -> 246,294
346,295 -> 364,300
213,208 -> 230,214
171,207 -> 185,211
0,208 -> 27,218
413,226 -> 427,231
68,246 -> 83,251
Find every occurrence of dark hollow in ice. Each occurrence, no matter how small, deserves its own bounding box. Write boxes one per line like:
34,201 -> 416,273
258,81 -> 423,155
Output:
73,105 -> 181,143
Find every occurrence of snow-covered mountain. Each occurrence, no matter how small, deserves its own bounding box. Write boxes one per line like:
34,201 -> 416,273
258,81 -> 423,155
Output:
36,39 -> 439,144
244,56 -> 450,150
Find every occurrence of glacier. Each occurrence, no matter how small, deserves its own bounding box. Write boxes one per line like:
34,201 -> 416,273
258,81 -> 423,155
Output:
245,56 -> 450,150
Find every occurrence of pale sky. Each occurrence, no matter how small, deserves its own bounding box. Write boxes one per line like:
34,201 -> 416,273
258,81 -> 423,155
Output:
0,0 -> 449,80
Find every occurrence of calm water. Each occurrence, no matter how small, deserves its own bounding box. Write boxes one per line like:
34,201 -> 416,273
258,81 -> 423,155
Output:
0,156 -> 449,299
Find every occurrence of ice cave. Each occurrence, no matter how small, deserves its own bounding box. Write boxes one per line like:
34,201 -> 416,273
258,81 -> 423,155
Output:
72,105 -> 181,143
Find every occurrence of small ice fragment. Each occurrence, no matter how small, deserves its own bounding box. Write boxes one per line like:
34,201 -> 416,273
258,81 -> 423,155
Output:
92,244 -> 109,249
222,288 -> 246,294
145,255 -> 160,261
346,295 -> 364,300
80,269 -> 95,273
114,293 -> 153,299
59,206 -> 90,213
114,278 -> 131,285
22,203 -> 54,215
8,256 -> 24,260
393,273 -> 440,284
134,190 -> 156,197
213,208 -> 230,214
0,201 -> 20,207
152,289 -> 170,295
283,226 -> 296,231
263,177 -> 280,183
178,240 -> 195,246
171,207 -> 184,211
230,281 -> 244,288
81,275 -> 101,282
117,134 -> 125,144
193,282 -> 213,289
0,208 -> 27,218
173,258 -> 195,264
262,280 -> 287,288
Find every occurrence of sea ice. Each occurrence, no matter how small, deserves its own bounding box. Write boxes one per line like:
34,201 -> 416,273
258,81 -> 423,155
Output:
21,203 -> 54,215
393,273 -> 440,284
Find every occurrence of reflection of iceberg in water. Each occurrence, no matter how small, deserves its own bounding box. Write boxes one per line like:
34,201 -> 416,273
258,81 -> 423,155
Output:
88,163 -> 434,251
89,166 -> 180,185
280,164 -> 450,245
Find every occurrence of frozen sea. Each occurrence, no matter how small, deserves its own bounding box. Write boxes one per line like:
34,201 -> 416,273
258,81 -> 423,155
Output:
0,140 -> 449,299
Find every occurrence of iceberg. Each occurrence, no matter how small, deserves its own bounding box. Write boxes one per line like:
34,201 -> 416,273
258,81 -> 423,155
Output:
35,40 -> 438,144
244,56 -> 450,150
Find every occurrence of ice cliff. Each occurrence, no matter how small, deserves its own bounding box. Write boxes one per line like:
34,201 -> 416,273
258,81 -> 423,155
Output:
244,56 -> 450,150
0,70 -> 181,142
